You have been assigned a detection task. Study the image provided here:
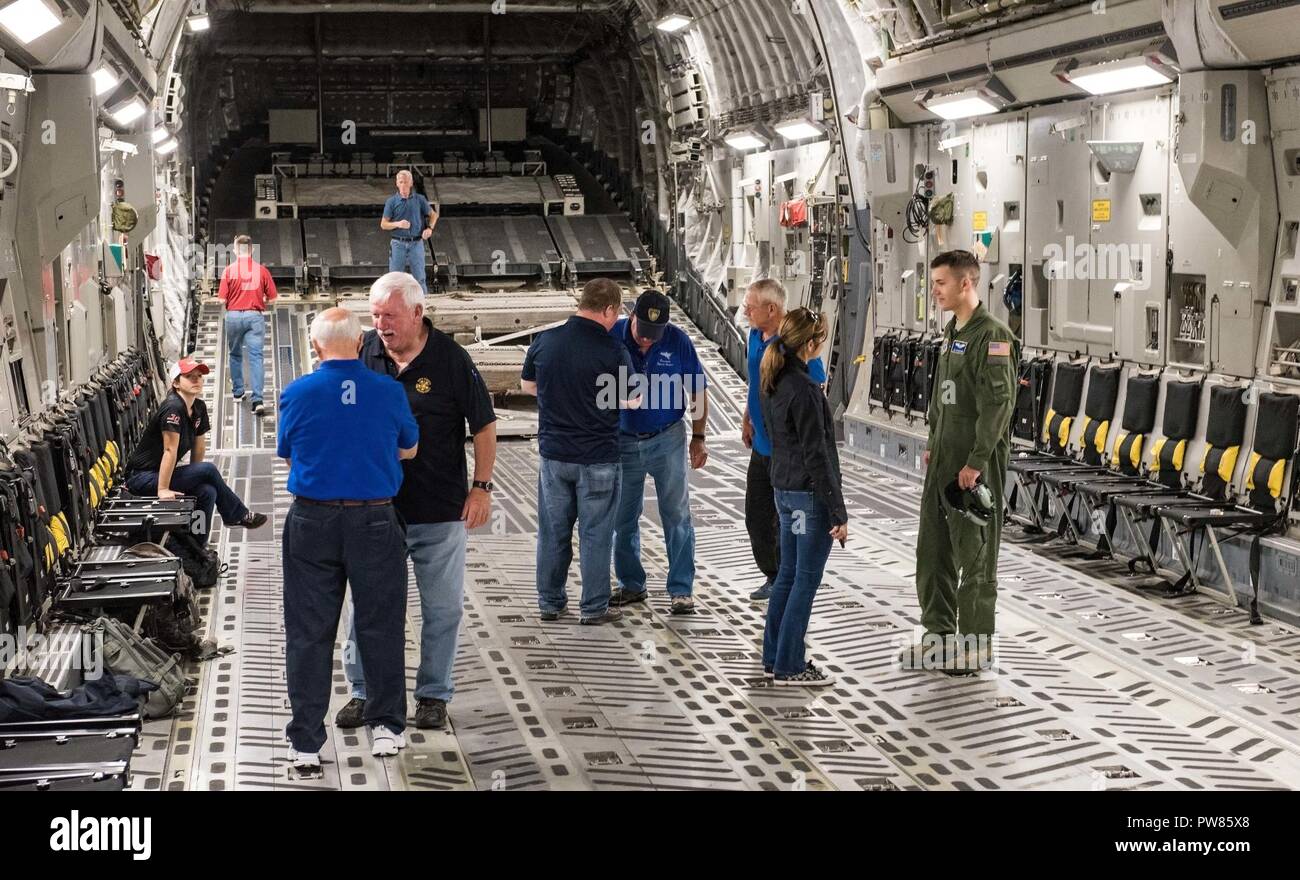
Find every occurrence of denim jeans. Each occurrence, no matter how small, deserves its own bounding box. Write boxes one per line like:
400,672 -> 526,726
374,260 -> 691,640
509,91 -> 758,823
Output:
125,463 -> 248,545
613,420 -> 695,597
763,490 -> 834,676
344,521 -> 467,703
389,239 -> 428,294
282,501 -> 408,752
536,457 -> 621,617
225,310 -> 266,404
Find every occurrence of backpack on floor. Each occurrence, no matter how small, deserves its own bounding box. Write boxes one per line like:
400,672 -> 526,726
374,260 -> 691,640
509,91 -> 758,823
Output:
88,615 -> 188,719
122,542 -> 214,660
164,530 -> 225,589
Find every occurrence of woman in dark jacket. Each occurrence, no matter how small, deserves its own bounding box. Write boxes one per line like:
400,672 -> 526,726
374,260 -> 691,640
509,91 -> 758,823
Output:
758,307 -> 849,687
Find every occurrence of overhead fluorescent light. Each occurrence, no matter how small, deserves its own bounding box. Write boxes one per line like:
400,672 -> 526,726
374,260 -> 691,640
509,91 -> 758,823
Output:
93,65 -> 121,96
1054,53 -> 1176,96
724,131 -> 768,151
187,13 -> 210,32
0,0 -> 62,44
151,126 -> 170,144
155,137 -> 179,156
109,97 -> 147,126
775,119 -> 824,141
654,13 -> 692,33
915,76 -> 1014,121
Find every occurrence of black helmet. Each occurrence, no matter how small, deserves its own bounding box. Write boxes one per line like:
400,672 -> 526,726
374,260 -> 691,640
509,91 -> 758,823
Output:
943,478 -> 998,526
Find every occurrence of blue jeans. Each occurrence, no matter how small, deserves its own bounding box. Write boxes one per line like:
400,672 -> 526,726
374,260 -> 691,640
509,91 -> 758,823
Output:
763,490 -> 834,676
389,239 -> 428,295
344,521 -> 467,702
225,311 -> 266,404
125,463 -> 248,545
613,420 -> 695,597
283,501 -> 408,751
536,457 -> 621,617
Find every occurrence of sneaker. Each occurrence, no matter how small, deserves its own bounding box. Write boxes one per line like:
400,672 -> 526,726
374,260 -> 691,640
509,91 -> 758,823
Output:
670,595 -> 695,615
370,725 -> 406,757
414,698 -> 447,730
774,661 -> 836,688
238,511 -> 268,529
251,401 -> 266,416
611,587 -> 648,606
287,746 -> 321,771
763,665 -> 774,679
579,607 -> 624,625
539,608 -> 565,621
234,391 -> 248,403
334,697 -> 366,729
749,579 -> 774,601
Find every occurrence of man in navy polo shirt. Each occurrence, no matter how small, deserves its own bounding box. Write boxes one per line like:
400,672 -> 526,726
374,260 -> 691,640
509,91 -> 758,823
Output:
276,307 -> 419,771
742,279 -> 827,601
521,277 -> 635,625
381,170 -> 438,295
608,290 -> 708,615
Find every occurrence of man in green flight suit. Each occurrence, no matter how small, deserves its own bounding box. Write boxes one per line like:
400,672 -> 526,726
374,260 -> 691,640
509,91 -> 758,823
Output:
900,250 -> 1018,674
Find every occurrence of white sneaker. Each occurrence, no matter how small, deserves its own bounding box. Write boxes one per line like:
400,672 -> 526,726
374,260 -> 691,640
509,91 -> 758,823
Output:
288,746 -> 321,770
370,725 -> 406,757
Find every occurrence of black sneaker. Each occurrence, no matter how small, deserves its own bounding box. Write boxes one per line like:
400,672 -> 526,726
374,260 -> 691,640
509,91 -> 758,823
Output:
238,511 -> 268,529
334,698 -> 366,729
774,661 -> 836,688
251,401 -> 266,416
539,608 -> 565,621
763,665 -> 774,679
611,587 -> 648,606
670,595 -> 695,615
414,698 -> 447,730
749,579 -> 774,601
579,607 -> 623,625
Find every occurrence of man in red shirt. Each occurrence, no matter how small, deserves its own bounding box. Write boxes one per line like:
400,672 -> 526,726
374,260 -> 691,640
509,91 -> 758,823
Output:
217,234 -> 277,416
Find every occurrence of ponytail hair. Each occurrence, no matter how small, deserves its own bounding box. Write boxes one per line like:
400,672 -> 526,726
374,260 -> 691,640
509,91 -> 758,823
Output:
760,307 -> 827,395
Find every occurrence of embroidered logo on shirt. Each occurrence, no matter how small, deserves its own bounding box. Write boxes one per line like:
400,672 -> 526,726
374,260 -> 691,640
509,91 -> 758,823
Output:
415,377 -> 432,393
988,340 -> 1011,357
951,341 -> 968,354
164,412 -> 182,427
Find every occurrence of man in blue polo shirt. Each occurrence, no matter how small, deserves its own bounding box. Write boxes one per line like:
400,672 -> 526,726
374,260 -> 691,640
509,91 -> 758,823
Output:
381,170 -> 438,295
608,290 -> 708,615
521,277 -> 635,625
742,279 -> 827,601
276,307 -> 419,771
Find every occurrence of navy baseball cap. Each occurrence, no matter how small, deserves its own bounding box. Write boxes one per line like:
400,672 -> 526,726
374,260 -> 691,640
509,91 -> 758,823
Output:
633,290 -> 671,341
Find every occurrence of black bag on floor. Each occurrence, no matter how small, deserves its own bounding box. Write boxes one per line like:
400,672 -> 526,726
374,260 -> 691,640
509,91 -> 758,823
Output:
163,531 -> 223,589
119,542 -> 216,661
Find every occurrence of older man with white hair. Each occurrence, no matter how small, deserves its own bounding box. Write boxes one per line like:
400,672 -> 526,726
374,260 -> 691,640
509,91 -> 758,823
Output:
334,272 -> 497,732
381,170 -> 438,295
277,307 -> 419,770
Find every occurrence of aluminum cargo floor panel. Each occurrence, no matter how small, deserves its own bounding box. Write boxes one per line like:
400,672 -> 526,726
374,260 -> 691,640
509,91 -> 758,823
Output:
139,300 -> 1300,790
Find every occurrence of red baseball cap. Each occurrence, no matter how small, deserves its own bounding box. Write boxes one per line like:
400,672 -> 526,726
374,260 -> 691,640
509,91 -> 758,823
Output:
167,357 -> 210,383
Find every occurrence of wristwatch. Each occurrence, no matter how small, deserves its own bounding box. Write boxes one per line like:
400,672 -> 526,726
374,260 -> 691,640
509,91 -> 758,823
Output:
472,480 -> 494,493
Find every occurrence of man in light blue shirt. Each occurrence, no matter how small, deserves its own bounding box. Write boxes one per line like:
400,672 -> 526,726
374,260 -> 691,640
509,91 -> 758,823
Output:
381,170 -> 438,295
741,279 -> 826,601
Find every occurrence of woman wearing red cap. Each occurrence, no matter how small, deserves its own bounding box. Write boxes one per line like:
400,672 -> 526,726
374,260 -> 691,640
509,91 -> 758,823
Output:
123,357 -> 268,543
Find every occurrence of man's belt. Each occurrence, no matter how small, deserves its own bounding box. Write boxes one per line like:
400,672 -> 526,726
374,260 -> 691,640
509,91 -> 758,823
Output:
621,423 -> 676,441
296,497 -> 392,507
392,236 -> 421,242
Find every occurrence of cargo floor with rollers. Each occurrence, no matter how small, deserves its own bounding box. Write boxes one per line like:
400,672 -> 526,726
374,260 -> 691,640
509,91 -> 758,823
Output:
127,300 -> 1300,791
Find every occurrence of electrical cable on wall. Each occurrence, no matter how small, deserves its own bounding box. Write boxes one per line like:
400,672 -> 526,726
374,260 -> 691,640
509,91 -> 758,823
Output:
903,177 -> 930,244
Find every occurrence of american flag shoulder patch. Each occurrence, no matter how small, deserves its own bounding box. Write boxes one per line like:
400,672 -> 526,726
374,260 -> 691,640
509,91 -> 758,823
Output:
988,341 -> 1011,357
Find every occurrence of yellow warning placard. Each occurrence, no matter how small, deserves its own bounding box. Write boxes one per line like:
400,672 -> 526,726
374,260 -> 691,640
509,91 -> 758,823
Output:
972,211 -> 987,231
1092,199 -> 1111,222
